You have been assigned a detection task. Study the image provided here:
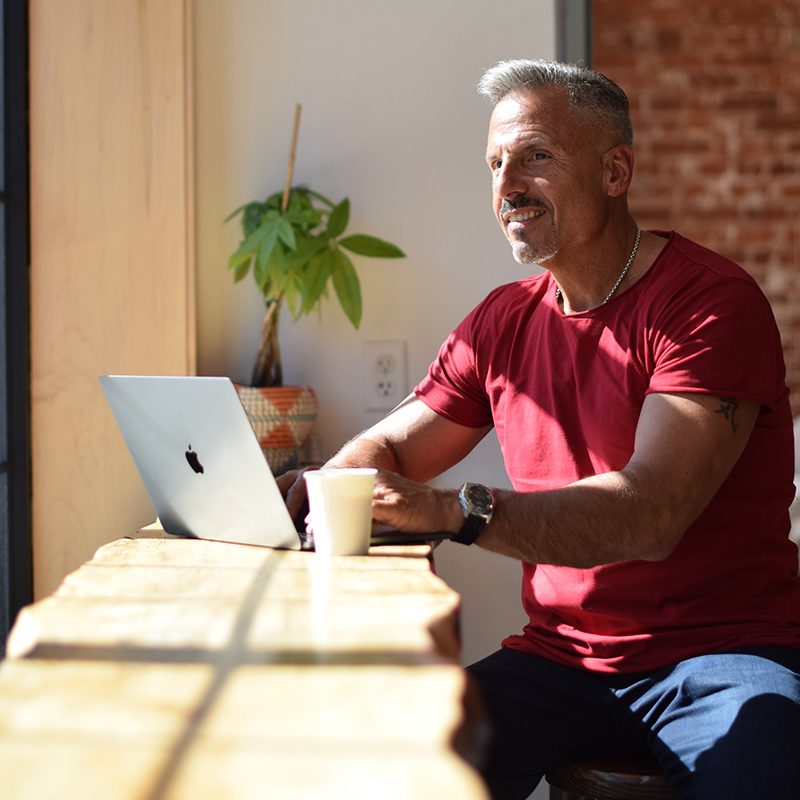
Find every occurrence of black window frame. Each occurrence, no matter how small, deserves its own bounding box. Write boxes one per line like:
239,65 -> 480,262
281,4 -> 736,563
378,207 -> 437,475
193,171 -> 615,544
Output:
2,0 -> 31,653
556,0 -> 592,66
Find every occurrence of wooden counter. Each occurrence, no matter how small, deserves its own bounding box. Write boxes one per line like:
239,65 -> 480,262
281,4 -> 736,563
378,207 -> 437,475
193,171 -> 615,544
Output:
0,532 -> 488,799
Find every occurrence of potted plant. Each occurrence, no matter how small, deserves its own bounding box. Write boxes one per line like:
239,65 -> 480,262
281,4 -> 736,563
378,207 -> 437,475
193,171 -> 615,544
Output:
227,185 -> 405,387
225,105 -> 405,470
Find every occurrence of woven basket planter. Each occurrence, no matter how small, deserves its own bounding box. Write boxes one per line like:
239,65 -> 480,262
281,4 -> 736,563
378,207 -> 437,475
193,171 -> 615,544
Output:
235,385 -> 318,474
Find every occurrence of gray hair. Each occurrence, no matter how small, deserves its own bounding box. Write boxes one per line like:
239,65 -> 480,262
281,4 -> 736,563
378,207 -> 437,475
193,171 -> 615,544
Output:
477,59 -> 633,145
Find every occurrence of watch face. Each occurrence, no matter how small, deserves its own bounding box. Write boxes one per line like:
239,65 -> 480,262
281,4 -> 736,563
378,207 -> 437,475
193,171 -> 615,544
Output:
465,483 -> 493,512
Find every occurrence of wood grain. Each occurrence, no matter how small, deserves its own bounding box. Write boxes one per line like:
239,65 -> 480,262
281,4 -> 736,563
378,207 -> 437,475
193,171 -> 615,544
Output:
1,536 -> 488,799
29,0 -> 195,598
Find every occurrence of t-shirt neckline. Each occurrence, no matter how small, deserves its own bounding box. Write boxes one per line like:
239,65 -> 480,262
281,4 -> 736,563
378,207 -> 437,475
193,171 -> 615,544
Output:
548,230 -> 676,318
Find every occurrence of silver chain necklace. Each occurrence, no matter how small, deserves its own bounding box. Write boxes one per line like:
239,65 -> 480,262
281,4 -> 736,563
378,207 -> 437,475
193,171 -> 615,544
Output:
555,227 -> 642,308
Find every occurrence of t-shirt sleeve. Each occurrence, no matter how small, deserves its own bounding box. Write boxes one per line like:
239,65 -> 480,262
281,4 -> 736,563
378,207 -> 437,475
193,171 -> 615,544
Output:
415,306 -> 494,429
647,276 -> 781,409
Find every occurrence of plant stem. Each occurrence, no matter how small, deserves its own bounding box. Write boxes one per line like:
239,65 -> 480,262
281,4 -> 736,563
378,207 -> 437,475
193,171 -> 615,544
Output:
251,104 -> 301,386
281,103 -> 302,212
250,301 -> 283,387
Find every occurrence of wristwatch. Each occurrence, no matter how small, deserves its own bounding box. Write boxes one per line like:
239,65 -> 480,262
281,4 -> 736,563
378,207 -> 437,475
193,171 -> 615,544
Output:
452,482 -> 495,545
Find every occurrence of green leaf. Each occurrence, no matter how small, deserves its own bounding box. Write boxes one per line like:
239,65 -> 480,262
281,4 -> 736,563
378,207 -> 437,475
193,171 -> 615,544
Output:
287,189 -> 313,212
284,271 -> 302,318
254,248 -> 269,291
276,217 -> 297,249
266,248 -> 290,299
233,255 -> 252,283
339,234 -> 405,258
301,249 -> 334,314
265,191 -> 284,210
228,247 -> 252,272
230,226 -> 267,261
243,203 -> 270,237
224,203 -> 248,224
285,206 -> 323,232
331,248 -> 362,328
326,197 -> 350,239
254,223 -> 281,291
282,235 -> 327,270
232,211 -> 281,259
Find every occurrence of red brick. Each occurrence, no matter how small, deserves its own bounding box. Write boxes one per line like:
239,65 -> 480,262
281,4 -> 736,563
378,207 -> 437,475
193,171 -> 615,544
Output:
720,93 -> 779,112
595,0 -> 800,414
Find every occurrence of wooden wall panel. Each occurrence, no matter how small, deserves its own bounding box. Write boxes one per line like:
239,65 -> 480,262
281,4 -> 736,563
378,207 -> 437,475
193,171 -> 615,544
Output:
29,0 -> 195,598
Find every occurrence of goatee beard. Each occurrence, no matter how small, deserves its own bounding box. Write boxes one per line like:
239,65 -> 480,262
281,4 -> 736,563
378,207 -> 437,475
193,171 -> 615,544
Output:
500,196 -> 555,265
510,238 -> 557,266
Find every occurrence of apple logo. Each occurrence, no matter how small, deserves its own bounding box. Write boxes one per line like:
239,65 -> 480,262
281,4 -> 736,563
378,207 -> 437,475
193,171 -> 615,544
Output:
185,444 -> 204,474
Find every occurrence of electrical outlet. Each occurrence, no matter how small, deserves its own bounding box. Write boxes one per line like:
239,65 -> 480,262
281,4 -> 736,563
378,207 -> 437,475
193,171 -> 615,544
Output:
363,340 -> 407,411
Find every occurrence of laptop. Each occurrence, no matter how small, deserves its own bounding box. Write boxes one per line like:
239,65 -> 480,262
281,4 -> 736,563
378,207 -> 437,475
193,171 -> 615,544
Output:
99,375 -> 451,550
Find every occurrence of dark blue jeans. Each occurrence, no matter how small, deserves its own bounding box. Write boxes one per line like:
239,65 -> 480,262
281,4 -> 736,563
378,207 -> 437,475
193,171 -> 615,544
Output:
467,645 -> 800,799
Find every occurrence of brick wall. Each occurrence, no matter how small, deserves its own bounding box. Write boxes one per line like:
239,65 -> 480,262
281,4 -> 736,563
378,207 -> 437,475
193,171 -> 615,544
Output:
593,0 -> 800,415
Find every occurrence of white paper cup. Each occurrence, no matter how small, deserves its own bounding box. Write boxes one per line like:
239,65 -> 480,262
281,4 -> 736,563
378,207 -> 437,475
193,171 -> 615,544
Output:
303,468 -> 377,556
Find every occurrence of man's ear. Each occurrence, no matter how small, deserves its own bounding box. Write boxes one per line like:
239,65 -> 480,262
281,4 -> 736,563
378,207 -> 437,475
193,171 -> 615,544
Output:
603,144 -> 634,198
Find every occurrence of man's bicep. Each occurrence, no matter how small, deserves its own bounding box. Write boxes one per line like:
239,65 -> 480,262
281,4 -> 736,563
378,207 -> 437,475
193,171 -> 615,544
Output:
364,394 -> 492,482
627,391 -> 760,551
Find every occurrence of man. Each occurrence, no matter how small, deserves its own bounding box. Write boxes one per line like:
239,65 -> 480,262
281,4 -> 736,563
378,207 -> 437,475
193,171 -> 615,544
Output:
280,60 -> 800,798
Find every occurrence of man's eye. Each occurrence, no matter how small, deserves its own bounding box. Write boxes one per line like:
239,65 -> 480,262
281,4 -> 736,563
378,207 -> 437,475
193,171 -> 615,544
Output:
532,152 -> 548,161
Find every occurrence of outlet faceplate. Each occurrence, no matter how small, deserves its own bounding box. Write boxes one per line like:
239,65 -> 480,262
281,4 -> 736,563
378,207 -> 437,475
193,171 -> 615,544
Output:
363,340 -> 407,411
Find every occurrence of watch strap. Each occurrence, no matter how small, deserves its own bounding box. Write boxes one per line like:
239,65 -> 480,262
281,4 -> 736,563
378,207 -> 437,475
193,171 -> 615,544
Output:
452,482 -> 495,546
451,514 -> 487,546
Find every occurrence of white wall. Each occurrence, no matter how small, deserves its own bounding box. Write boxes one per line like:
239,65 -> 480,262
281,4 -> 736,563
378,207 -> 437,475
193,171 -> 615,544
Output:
194,0 -> 554,669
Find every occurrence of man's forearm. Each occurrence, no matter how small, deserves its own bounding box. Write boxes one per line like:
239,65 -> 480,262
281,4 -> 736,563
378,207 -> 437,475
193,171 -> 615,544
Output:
365,394 -> 756,567
324,432 -> 402,473
367,463 -> 688,564
478,470 -> 676,567
468,392 -> 756,568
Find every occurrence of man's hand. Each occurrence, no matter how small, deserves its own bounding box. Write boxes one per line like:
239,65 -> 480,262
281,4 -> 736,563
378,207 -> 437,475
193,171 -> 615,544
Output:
275,395 -> 490,533
371,470 -> 463,534
277,466 -> 463,536
275,468 -> 311,523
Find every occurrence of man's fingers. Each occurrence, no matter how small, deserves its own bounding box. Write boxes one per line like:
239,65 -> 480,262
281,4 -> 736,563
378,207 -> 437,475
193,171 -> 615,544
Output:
273,468 -> 311,521
286,477 -> 310,521
275,472 -> 293,495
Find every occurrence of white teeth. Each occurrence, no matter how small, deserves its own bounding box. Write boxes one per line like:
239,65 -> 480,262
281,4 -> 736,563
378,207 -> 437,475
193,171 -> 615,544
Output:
508,209 -> 544,223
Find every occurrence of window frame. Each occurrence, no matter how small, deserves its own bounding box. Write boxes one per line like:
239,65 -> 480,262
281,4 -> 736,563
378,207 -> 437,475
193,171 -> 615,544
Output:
556,0 -> 592,66
2,0 -> 32,651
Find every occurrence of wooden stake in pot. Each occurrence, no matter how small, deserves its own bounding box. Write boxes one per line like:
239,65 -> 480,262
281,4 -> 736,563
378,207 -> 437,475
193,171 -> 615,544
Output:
282,103 -> 302,212
251,104 -> 302,387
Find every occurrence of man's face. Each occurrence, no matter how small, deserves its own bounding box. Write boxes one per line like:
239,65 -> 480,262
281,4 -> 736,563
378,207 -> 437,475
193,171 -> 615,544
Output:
485,87 -> 611,266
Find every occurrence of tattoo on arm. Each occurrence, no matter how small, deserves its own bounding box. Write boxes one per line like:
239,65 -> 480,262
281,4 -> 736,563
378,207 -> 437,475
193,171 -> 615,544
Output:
714,397 -> 739,432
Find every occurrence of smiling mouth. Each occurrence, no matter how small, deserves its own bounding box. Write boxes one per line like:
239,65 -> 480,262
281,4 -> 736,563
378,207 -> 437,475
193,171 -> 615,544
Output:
506,208 -> 546,224
500,195 -> 549,227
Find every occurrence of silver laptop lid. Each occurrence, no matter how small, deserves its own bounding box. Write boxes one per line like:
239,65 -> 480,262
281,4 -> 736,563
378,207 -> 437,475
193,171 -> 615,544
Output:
99,375 -> 300,549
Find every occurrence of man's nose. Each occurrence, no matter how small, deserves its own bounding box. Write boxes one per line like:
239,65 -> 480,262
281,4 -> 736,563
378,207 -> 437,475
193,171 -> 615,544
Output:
495,161 -> 526,199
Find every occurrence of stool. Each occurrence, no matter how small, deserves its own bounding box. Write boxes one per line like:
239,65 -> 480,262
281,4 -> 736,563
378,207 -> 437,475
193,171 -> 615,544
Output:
546,759 -> 679,799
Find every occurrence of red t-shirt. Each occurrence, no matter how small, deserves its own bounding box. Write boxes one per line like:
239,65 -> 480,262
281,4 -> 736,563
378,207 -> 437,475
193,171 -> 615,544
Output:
416,231 -> 800,673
